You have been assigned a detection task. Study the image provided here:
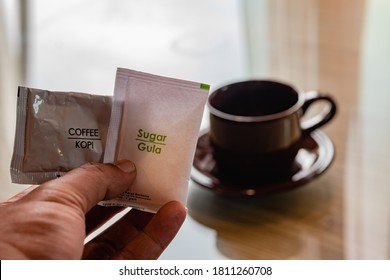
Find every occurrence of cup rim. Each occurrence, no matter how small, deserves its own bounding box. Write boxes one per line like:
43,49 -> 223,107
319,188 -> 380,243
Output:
208,80 -> 305,122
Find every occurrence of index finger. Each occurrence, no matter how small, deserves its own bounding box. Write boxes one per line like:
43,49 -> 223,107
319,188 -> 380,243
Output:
26,160 -> 136,214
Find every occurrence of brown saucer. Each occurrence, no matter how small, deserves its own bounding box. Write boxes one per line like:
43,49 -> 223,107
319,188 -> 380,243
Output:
191,129 -> 334,196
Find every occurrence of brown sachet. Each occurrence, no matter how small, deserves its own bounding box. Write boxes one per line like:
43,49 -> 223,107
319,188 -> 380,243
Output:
10,86 -> 112,184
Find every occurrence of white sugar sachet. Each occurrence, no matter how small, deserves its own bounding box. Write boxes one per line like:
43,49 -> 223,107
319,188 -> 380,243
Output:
100,68 -> 209,212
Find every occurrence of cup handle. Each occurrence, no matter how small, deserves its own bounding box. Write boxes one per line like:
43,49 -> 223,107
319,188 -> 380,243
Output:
300,91 -> 337,134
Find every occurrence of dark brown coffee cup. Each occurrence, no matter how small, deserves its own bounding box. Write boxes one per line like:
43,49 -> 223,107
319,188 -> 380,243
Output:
208,80 -> 336,182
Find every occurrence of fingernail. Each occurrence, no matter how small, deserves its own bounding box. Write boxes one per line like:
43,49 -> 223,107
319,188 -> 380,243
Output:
114,159 -> 136,173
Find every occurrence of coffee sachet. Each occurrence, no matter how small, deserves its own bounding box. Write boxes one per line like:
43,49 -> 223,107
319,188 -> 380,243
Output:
10,86 -> 112,184
100,68 -> 209,212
